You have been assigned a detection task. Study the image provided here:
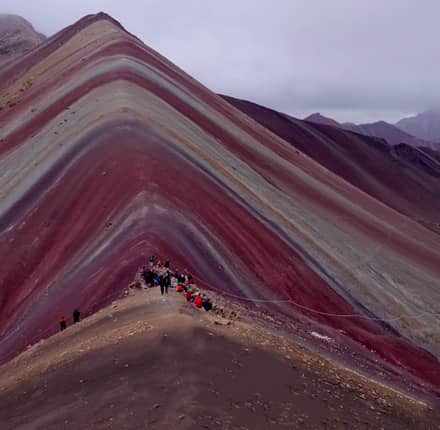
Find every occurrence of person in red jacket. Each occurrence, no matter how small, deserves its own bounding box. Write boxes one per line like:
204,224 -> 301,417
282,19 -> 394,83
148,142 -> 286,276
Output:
185,290 -> 193,302
59,316 -> 67,331
194,294 -> 203,308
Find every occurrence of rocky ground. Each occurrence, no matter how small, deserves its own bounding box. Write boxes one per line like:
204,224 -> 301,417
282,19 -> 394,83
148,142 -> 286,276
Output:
0,287 -> 438,429
0,14 -> 45,65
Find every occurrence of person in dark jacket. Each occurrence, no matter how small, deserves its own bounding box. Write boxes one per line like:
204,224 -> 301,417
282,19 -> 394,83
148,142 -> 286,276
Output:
145,270 -> 155,286
164,274 -> 171,294
59,316 -> 67,331
203,299 -> 213,312
73,309 -> 80,323
159,275 -> 165,295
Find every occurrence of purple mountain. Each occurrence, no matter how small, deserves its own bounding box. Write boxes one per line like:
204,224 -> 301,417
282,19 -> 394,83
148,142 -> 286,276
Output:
396,110 -> 440,143
305,112 -> 440,150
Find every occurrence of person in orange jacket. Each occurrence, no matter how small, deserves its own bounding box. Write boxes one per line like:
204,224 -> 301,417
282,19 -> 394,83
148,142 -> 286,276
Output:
194,294 -> 203,308
59,315 -> 67,331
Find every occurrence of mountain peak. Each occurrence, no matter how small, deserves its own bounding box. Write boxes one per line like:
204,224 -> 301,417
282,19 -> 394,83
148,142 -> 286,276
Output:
304,112 -> 341,127
396,110 -> 440,142
0,14 -> 45,64
82,11 -> 125,27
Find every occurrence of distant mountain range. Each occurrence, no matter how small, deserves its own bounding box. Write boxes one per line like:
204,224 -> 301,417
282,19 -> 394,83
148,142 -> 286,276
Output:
396,110 -> 440,143
0,14 -> 45,65
305,112 -> 440,150
343,120 -> 427,148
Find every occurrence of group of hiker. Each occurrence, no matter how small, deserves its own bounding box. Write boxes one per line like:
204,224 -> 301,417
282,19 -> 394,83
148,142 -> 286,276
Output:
140,260 -> 172,295
58,255 -> 213,332
141,265 -> 172,295
141,255 -> 213,311
59,309 -> 80,331
179,285 -> 213,311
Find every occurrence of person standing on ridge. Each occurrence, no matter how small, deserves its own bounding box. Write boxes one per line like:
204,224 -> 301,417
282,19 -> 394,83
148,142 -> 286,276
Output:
149,255 -> 155,266
185,290 -> 193,302
73,309 -> 80,323
146,269 -> 155,286
159,275 -> 165,295
164,273 -> 171,294
203,298 -> 213,312
195,293 -> 203,308
59,315 -> 67,331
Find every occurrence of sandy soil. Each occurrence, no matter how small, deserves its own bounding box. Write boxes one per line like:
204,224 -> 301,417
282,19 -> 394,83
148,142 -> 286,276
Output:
0,288 -> 438,430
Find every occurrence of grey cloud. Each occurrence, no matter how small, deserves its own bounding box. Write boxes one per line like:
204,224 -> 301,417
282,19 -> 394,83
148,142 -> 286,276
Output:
1,0 -> 439,123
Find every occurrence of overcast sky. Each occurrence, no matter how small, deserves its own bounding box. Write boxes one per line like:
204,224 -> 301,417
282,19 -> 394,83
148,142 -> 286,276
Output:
1,0 -> 439,123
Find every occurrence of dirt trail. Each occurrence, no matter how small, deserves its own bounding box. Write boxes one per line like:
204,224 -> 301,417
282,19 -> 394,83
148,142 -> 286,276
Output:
0,288 -> 438,430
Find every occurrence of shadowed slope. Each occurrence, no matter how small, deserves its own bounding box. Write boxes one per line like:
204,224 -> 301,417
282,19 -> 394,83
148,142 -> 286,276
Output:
0,14 -> 439,396
1,290 -> 438,430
